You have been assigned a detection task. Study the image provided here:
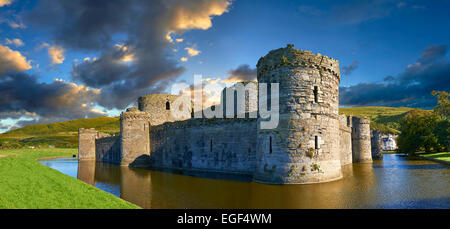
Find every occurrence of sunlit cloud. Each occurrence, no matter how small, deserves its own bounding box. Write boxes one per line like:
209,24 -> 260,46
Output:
0,0 -> 12,7
0,44 -> 32,73
5,38 -> 24,47
185,47 -> 200,57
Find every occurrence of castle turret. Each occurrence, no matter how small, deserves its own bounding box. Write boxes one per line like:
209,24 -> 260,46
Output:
351,117 -> 372,163
371,130 -> 383,159
78,128 -> 97,160
254,44 -> 343,184
120,107 -> 151,167
138,94 -> 191,126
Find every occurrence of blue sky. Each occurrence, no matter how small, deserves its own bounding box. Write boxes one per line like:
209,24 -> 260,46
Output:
0,0 -> 449,132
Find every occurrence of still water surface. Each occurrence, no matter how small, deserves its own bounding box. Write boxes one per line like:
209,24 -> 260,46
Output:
41,154 -> 450,209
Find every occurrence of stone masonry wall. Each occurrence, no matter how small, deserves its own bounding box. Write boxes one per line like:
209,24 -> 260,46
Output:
149,118 -> 257,175
339,114 -> 352,165
138,94 -> 191,126
78,128 -> 98,160
254,44 -> 342,184
120,108 -> 151,167
351,116 -> 373,163
371,130 -> 383,159
96,136 -> 121,164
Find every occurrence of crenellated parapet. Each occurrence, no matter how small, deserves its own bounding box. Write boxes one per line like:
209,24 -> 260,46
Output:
257,44 -> 340,79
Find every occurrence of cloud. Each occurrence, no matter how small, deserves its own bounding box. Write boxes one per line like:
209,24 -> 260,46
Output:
48,45 -> 65,64
0,44 -> 32,73
185,47 -> 200,57
5,38 -> 24,47
223,64 -> 257,83
180,57 -> 188,62
0,72 -> 101,128
340,45 -> 450,108
0,0 -> 12,7
341,60 -> 359,75
417,45 -> 447,64
28,0 -> 231,109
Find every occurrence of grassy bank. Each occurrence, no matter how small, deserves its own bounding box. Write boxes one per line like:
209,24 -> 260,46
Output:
0,116 -> 119,149
420,152 -> 450,162
0,148 -> 139,209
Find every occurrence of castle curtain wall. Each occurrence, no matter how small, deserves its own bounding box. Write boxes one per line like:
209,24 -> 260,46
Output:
149,118 -> 257,176
95,136 -> 121,164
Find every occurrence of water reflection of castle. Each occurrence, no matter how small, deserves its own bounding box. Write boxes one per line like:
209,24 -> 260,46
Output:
76,159 -> 378,209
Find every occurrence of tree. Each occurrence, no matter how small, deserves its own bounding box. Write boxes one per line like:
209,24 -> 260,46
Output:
433,119 -> 450,151
432,91 -> 450,120
397,109 -> 439,154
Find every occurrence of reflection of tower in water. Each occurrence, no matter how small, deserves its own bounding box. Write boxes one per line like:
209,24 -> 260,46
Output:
120,167 -> 152,208
249,163 -> 376,209
77,160 -> 96,186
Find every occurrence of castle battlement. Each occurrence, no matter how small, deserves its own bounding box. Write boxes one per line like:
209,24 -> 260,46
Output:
120,108 -> 150,121
257,44 -> 340,78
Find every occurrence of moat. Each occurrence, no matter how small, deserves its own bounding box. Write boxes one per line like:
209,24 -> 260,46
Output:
41,154 -> 450,209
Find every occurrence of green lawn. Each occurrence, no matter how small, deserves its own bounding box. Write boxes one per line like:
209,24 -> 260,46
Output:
421,152 -> 450,162
382,151 -> 398,154
0,148 -> 139,209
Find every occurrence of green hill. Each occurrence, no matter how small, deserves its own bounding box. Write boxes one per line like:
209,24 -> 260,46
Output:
339,106 -> 421,134
0,116 -> 120,149
0,106 -> 422,149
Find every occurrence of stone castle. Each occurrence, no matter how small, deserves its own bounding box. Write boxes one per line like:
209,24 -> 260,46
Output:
79,44 -> 376,185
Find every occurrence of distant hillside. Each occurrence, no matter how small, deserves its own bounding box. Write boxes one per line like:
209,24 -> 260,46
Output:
0,106 -> 421,149
0,116 -> 119,149
339,106 -> 420,134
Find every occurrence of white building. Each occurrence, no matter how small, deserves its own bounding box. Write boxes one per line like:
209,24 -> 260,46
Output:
382,135 -> 397,151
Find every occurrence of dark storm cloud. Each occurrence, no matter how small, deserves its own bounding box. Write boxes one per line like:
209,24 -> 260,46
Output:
341,60 -> 359,75
417,45 -> 447,64
27,0 -> 230,109
340,45 -> 450,108
225,64 -> 257,82
0,71 -> 102,125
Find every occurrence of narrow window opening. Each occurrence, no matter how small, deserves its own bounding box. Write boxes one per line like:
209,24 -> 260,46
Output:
269,136 -> 273,154
210,139 -> 213,152
166,101 -> 170,110
313,86 -> 319,103
315,136 -> 319,149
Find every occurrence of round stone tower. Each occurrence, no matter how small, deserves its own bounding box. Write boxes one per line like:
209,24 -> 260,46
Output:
254,44 -> 343,184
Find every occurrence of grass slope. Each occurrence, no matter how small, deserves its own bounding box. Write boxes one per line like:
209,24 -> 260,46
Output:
421,152 -> 450,162
339,106 -> 419,134
0,116 -> 119,148
0,148 -> 139,209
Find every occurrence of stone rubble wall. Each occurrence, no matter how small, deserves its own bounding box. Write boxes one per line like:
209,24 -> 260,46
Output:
351,116 -> 373,163
78,128 -> 98,160
149,118 -> 257,175
371,130 -> 383,159
120,108 -> 151,167
138,94 -> 191,126
339,114 -> 353,165
95,136 -> 121,164
254,44 -> 342,184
